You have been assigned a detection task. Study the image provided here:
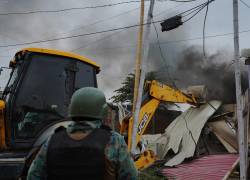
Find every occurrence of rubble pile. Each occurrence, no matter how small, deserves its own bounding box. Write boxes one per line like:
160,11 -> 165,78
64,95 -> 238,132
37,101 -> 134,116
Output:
139,96 -> 246,179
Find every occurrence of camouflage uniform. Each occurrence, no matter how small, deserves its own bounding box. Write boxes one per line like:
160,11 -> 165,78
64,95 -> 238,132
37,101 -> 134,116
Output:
27,120 -> 137,180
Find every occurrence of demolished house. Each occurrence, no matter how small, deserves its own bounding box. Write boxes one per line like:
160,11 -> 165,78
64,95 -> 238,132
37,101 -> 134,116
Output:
106,87 -> 248,179
138,96 -> 247,179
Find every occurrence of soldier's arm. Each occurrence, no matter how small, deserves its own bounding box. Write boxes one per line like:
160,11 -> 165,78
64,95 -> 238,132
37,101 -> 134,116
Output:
117,136 -> 137,180
27,137 -> 50,180
106,132 -> 137,180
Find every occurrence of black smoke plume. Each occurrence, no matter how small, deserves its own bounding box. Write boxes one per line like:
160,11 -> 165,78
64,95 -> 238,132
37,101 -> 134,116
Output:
157,46 -> 248,103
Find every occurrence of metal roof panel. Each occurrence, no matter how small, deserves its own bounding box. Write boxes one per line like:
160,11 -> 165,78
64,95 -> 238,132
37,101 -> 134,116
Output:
162,154 -> 239,180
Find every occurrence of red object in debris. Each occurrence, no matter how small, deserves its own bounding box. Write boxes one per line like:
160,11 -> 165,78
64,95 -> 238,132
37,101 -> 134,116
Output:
162,154 -> 239,180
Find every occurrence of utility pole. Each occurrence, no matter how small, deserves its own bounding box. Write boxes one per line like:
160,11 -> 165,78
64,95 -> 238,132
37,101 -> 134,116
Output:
131,0 -> 155,154
132,0 -> 145,114
233,0 -> 247,179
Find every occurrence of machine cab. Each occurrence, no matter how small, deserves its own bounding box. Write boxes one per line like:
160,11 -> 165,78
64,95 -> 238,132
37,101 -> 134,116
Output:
1,48 -> 100,149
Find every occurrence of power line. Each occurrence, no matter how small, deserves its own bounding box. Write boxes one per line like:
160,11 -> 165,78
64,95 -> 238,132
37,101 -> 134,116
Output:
40,6 -> 141,52
182,0 -> 213,23
159,0 -> 214,32
0,1 -> 141,16
71,29 -> 124,52
0,0 -> 181,53
0,0 -> 233,49
70,6 -> 143,52
82,28 -> 250,52
71,2 -> 185,52
0,6 -> 142,54
168,0 -> 198,2
177,0 -> 210,17
181,3 -> 206,17
152,18 -> 177,88
0,1 -> 206,49
161,29 -> 250,43
0,1 -> 190,49
59,7 -> 140,38
203,0 -> 210,57
240,0 -> 250,8
0,19 -> 164,48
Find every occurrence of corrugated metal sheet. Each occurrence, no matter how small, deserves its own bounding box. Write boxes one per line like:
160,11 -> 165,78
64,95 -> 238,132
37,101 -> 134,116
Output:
162,154 -> 239,180
155,100 -> 221,166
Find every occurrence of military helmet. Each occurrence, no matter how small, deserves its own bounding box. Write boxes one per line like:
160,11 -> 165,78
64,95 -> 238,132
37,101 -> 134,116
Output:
68,87 -> 107,120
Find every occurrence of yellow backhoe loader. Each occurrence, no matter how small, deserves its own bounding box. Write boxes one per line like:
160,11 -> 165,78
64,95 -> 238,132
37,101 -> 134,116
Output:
0,47 -> 204,178
120,80 -> 204,169
0,48 -> 100,179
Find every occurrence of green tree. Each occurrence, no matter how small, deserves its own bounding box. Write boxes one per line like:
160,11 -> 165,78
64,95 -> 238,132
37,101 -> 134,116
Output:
110,73 -> 135,103
110,72 -> 158,103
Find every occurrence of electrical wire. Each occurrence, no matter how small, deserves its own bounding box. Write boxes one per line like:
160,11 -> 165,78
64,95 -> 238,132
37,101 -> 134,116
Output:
73,0 -> 215,54
71,29 -> 125,52
240,0 -> 250,8
168,0 -> 198,2
75,28 -> 250,53
0,1 -> 187,49
0,19 -> 164,48
203,0 -> 209,57
0,0 -> 241,49
0,6 -> 142,55
0,1 -> 141,16
71,2 -> 185,52
0,3 -> 141,54
161,29 -> 250,43
0,1 -> 210,49
70,28 -> 250,54
0,1 -> 180,54
181,3 -> 206,18
42,6 -> 141,44
177,1 -> 208,17
182,3 -> 207,23
152,19 -> 177,88
180,0 -> 213,23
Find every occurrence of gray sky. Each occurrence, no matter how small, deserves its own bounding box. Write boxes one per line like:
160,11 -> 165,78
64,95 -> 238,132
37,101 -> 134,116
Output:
0,0 -> 249,99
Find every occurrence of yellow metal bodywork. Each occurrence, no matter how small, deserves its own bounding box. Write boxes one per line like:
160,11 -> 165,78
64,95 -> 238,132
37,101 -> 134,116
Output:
134,150 -> 157,169
0,48 -> 101,150
17,48 -> 100,72
121,80 -> 198,169
149,80 -> 197,105
127,98 -> 160,151
0,100 -> 6,149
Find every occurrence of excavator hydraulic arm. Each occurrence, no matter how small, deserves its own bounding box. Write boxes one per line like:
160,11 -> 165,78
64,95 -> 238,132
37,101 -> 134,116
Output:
149,80 -> 197,105
120,80 -> 199,169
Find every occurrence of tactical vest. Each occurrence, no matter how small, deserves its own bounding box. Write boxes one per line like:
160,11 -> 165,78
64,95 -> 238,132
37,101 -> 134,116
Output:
47,128 -> 111,180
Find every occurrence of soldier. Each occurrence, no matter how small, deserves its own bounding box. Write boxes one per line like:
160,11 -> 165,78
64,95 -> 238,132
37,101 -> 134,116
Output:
27,87 -> 137,180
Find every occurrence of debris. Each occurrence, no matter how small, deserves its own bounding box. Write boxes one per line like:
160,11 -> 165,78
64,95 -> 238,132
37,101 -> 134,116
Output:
208,120 -> 238,153
187,85 -> 208,103
155,100 -> 221,166
142,134 -> 162,154
165,103 -> 192,112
